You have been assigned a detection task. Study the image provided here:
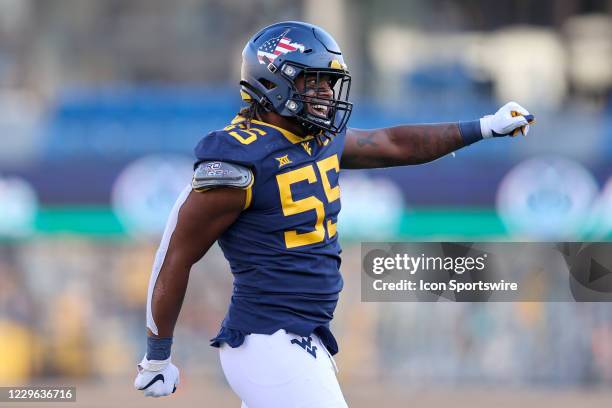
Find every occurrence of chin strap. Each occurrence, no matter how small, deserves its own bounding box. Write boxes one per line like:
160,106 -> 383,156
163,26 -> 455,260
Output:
315,130 -> 333,146
296,119 -> 328,144
240,80 -> 274,112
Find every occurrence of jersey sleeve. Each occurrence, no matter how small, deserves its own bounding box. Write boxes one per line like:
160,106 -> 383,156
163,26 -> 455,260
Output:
194,130 -> 257,170
192,129 -> 259,210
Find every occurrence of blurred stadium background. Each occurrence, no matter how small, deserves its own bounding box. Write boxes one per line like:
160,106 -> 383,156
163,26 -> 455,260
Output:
1,0 -> 612,406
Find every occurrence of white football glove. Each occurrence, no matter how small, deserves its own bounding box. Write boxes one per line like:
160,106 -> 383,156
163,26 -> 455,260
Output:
480,101 -> 535,138
134,356 -> 179,398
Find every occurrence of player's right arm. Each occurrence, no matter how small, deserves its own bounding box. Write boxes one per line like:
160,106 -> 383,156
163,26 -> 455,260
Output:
148,187 -> 245,337
134,128 -> 255,397
134,186 -> 246,397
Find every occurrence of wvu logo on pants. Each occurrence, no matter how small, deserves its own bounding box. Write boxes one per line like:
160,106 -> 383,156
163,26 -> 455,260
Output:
291,336 -> 317,358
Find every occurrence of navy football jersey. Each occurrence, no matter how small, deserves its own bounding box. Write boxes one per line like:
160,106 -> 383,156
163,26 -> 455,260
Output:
194,116 -> 345,354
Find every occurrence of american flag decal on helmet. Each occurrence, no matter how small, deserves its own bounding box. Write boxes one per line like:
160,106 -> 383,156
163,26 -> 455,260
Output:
257,30 -> 305,64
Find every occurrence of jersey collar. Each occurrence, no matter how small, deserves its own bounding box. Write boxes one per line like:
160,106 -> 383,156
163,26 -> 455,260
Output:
231,115 -> 315,145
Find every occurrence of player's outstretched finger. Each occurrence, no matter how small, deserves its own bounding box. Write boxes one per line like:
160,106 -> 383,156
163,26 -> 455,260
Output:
514,116 -> 529,127
503,116 -> 528,135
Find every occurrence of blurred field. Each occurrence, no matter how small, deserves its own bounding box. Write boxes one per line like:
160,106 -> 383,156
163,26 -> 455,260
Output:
5,376 -> 612,408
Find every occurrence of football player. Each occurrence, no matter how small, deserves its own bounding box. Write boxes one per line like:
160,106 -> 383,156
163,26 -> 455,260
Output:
134,21 -> 534,406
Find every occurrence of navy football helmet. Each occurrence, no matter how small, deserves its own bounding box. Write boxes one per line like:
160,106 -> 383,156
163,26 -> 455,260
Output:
240,21 -> 352,135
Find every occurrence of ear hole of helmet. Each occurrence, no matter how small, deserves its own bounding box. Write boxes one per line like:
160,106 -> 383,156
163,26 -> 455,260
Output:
240,80 -> 273,111
258,78 -> 277,90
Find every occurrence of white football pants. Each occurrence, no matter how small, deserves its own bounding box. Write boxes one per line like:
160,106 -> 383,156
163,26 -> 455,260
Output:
219,329 -> 348,408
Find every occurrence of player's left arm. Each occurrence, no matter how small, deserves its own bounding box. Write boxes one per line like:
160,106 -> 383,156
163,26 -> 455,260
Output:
341,101 -> 535,169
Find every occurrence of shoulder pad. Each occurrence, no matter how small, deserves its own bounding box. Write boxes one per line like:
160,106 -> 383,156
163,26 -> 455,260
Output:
192,161 -> 253,192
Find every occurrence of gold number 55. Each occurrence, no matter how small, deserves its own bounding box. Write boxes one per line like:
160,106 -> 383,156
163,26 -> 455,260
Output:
276,154 -> 340,249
